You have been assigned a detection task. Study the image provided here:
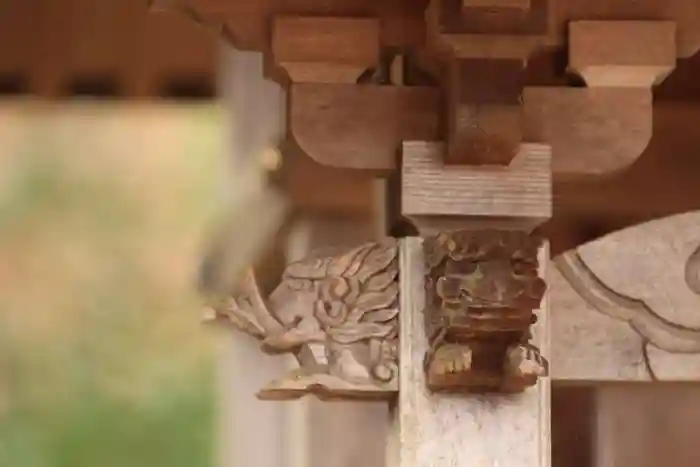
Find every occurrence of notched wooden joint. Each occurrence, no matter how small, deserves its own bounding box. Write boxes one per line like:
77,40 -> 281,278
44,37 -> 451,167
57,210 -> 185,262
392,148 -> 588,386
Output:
423,230 -> 547,394
205,239 -> 399,401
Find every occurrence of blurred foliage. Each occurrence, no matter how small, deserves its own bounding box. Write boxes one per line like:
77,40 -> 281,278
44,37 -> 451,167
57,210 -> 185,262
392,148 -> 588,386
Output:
0,103 -> 223,467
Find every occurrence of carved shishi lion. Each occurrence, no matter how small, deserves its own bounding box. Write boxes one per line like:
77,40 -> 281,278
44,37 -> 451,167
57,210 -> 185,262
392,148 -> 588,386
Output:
423,230 -> 548,393
205,239 -> 399,400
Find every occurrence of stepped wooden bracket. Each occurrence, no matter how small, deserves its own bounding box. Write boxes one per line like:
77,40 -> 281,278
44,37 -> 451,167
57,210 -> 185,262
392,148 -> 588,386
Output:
154,1 -> 700,178
525,20 -> 677,175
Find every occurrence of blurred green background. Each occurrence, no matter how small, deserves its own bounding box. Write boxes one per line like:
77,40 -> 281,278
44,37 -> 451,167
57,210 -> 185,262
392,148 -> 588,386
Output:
0,102 -> 222,467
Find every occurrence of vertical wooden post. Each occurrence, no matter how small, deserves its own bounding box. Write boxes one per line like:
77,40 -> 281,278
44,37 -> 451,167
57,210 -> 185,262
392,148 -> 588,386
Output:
218,47 -> 291,467
393,133 -> 551,467
393,238 -> 550,467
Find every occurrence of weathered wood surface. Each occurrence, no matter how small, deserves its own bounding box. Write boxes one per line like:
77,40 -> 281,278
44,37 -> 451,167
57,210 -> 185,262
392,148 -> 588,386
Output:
209,239 -> 400,400
551,211 -> 700,382
423,230 -> 547,393
402,141 -> 552,230
392,237 -> 550,467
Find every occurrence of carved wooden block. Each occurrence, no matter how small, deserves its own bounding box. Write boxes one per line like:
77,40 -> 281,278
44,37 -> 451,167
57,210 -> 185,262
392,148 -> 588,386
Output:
422,230 -> 547,392
549,1 -> 700,58
402,141 -> 552,231
205,239 -> 400,400
272,16 -> 380,83
569,21 -> 676,88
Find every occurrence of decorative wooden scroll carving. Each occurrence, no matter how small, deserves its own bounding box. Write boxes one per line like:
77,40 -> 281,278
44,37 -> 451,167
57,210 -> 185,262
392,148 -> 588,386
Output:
423,230 -> 548,393
550,211 -> 700,382
205,239 -> 399,400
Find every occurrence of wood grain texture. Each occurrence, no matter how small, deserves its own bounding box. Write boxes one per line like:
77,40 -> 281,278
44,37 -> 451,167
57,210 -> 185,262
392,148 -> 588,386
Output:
569,21 -> 676,87
392,237 -> 550,467
290,84 -> 440,171
402,141 -> 551,226
550,211 -> 700,382
272,16 -> 380,83
524,87 -> 652,175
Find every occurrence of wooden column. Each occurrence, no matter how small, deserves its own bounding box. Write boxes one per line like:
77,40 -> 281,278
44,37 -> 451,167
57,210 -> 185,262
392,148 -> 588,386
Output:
218,47 -> 292,467
392,133 -> 552,467
394,238 -> 550,467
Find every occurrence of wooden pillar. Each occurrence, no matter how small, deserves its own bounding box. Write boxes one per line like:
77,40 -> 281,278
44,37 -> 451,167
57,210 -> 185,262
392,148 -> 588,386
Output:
393,238 -> 550,467
218,47 -> 291,467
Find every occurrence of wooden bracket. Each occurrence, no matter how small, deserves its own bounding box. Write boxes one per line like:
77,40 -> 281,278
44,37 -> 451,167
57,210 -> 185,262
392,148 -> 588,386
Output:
272,16 -> 380,84
569,21 -> 676,88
